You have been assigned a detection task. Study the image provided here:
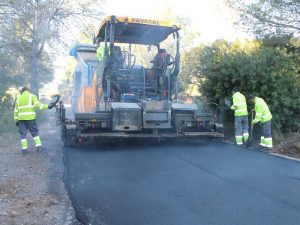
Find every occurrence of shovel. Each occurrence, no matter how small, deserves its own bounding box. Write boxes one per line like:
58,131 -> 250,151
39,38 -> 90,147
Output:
245,110 -> 254,147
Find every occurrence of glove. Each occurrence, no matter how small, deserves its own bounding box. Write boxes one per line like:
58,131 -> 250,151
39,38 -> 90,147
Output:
48,103 -> 55,109
15,121 -> 19,127
252,119 -> 259,125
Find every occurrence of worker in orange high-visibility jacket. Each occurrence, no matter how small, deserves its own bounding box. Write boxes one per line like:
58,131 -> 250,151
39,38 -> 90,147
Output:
14,87 -> 55,154
249,94 -> 273,149
230,88 -> 249,146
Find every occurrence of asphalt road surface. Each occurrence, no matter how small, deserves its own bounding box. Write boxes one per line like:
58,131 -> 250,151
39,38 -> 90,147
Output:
64,142 -> 300,225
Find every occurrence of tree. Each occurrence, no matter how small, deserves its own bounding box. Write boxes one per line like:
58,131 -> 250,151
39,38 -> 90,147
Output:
158,5 -> 200,52
226,0 -> 300,38
0,44 -> 28,97
0,0 -> 104,96
179,46 -> 204,95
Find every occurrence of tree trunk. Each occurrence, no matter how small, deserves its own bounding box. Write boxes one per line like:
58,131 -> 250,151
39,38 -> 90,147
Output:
30,1 -> 40,97
30,42 -> 40,96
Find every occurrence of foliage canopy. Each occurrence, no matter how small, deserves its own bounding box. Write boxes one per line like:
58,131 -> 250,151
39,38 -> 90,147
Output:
227,0 -> 300,38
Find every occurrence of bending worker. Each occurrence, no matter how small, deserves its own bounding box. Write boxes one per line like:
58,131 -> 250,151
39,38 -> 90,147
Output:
230,88 -> 249,145
14,87 -> 55,154
249,94 -> 273,149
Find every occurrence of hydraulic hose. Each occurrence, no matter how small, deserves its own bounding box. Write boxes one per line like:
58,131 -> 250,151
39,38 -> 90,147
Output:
51,94 -> 60,106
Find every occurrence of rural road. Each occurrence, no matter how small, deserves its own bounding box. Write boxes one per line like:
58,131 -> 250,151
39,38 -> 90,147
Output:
64,142 -> 300,225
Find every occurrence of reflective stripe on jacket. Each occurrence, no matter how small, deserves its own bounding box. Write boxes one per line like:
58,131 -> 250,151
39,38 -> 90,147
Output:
253,97 -> 272,123
14,91 -> 48,121
231,92 -> 248,116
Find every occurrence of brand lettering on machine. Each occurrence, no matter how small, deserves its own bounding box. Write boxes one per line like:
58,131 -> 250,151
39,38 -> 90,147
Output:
132,18 -> 160,25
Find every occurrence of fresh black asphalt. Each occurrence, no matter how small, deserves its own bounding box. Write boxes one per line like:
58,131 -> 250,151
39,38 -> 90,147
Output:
64,142 -> 300,225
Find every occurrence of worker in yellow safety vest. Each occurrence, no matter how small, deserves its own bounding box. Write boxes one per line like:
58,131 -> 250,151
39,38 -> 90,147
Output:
14,87 -> 55,154
230,88 -> 249,146
249,94 -> 273,149
96,42 -> 110,60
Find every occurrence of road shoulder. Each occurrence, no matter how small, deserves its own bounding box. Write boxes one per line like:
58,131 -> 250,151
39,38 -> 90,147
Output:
0,111 -> 79,224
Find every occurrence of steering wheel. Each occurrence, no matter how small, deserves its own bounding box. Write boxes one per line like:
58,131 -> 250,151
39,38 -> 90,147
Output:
167,54 -> 175,70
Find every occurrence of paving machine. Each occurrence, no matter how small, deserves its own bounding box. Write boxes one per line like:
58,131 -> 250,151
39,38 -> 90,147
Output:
60,15 -> 224,146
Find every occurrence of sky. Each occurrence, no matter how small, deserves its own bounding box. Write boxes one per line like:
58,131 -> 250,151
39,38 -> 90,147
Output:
102,0 -> 249,43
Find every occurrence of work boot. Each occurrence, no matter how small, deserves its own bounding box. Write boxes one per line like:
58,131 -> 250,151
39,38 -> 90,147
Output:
22,149 -> 28,155
244,140 -> 252,147
36,146 -> 46,152
257,145 -> 268,152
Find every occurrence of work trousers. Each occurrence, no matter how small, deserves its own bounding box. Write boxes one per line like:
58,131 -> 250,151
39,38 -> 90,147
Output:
19,120 -> 42,150
234,115 -> 249,145
260,120 -> 273,148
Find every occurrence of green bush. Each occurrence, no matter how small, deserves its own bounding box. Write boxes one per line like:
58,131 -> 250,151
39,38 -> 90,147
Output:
0,109 -> 18,134
181,39 -> 300,131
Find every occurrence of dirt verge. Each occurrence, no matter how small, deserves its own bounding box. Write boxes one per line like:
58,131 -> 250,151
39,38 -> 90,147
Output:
0,111 -> 80,225
272,132 -> 300,159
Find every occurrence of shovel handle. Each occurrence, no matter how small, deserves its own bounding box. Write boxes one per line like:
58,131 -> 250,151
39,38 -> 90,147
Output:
250,110 -> 254,135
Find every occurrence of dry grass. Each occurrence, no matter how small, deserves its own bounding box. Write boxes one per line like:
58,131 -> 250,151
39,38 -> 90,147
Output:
273,131 -> 300,159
